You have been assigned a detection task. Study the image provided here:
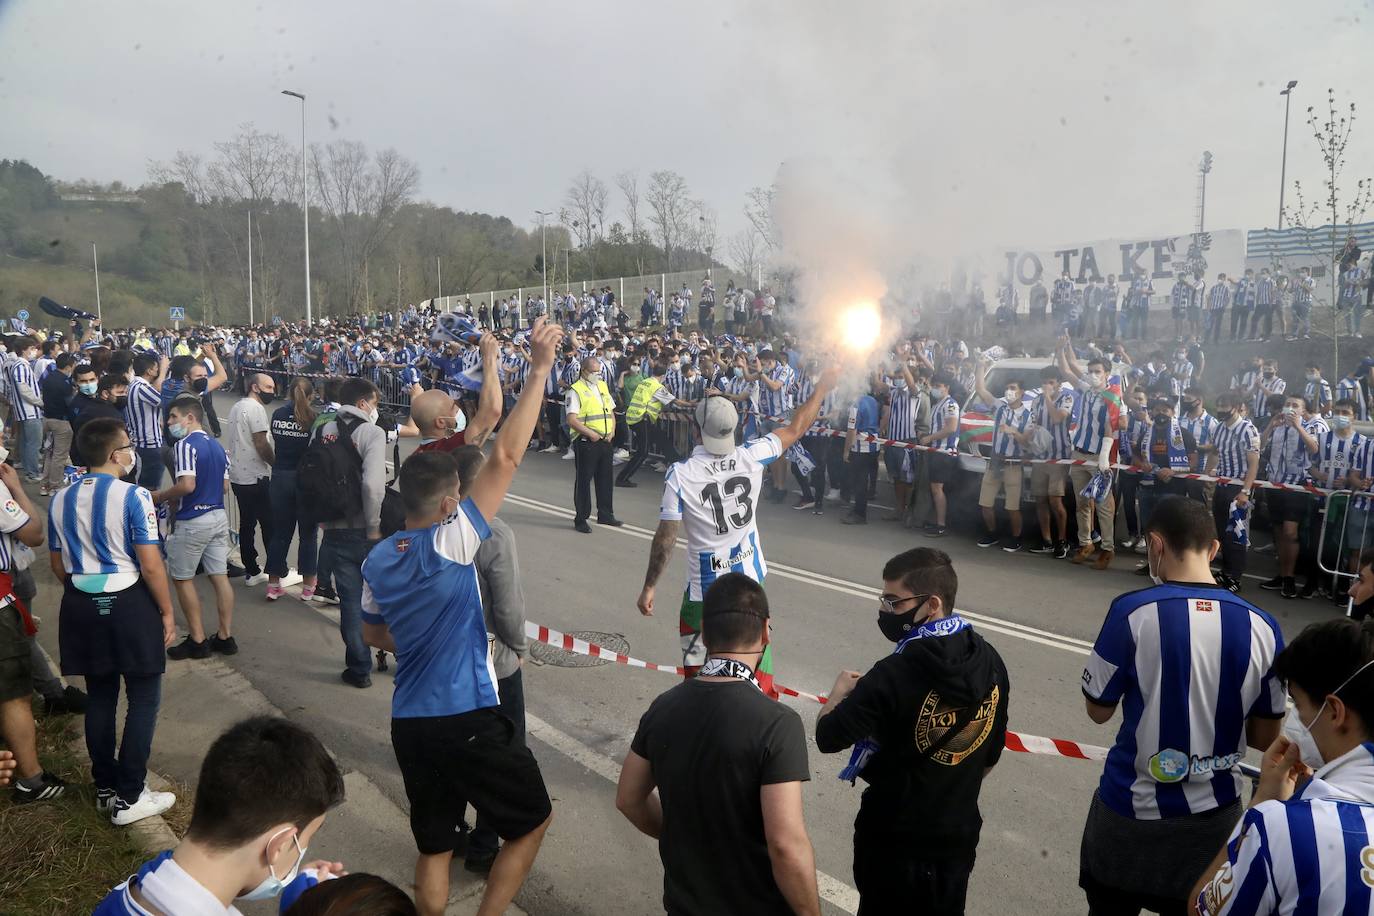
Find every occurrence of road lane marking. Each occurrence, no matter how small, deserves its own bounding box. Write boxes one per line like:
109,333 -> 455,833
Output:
292,597 -> 860,913
525,712 -> 861,915
502,490 -> 1092,656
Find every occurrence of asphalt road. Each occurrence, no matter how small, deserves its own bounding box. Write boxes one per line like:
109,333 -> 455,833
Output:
35,394 -> 1344,914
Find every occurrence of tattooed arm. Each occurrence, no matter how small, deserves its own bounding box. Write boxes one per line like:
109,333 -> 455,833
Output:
636,520 -> 679,617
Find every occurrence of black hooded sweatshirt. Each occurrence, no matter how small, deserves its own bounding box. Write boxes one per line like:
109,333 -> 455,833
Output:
815,623 -> 1010,858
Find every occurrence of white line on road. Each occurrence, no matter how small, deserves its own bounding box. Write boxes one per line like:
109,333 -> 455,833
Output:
295,597 -> 861,913
525,712 -> 861,915
502,491 -> 1093,656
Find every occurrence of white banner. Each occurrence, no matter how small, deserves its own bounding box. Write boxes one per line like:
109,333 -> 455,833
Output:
991,228 -> 1246,288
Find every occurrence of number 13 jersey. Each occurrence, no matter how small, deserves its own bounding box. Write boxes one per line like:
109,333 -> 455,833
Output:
660,434 -> 783,600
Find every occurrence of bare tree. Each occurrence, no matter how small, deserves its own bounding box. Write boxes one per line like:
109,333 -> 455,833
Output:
564,169 -> 608,248
743,184 -> 777,252
615,170 -> 649,275
1282,88 -> 1374,364
206,124 -> 295,204
728,229 -> 764,283
310,141 -> 420,313
692,200 -> 718,270
646,170 -> 691,272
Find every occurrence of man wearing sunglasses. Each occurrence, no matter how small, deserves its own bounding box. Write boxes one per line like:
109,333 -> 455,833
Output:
815,547 -> 1009,913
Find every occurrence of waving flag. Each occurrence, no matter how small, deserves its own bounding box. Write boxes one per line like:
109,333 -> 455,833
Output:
1079,470 -> 1112,504
784,442 -> 815,476
1227,499 -> 1250,547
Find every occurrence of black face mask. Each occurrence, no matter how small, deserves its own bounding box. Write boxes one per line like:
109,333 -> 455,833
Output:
256,390 -> 276,405
112,396 -> 128,410
1153,414 -> 1171,425
1215,410 -> 1234,422
1182,401 -> 1199,413
877,598 -> 929,643
191,378 -> 209,394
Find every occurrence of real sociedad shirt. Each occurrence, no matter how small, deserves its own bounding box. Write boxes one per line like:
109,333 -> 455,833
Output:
361,499 -> 494,719
1082,582 -> 1285,821
660,435 -> 782,601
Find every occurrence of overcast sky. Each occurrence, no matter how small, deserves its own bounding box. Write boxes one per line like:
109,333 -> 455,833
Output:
3,0 -> 1372,257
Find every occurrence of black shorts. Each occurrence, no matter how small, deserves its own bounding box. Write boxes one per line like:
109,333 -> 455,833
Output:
927,452 -> 958,485
57,580 -> 165,678
0,604 -> 31,702
1268,488 -> 1312,524
885,443 -> 914,479
391,707 -> 551,855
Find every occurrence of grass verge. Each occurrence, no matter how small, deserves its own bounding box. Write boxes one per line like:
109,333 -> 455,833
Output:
0,703 -> 189,914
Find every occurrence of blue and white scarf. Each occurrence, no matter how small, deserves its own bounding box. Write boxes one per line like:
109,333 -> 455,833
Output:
838,614 -> 972,784
1227,498 -> 1250,547
785,442 -> 815,476
1079,470 -> 1112,504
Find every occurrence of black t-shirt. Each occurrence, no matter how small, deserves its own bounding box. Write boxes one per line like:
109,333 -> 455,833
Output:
630,678 -> 811,916
815,626 -> 1010,857
269,403 -> 313,472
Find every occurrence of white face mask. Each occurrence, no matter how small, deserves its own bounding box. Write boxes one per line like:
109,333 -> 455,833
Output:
366,406 -> 379,425
1086,372 -> 1106,389
1146,537 -> 1164,586
1004,389 -> 1018,402
446,411 -> 467,434
238,828 -> 307,901
114,449 -> 136,476
1282,658 -> 1374,770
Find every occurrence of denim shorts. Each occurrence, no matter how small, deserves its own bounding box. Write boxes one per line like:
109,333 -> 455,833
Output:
166,509 -> 230,580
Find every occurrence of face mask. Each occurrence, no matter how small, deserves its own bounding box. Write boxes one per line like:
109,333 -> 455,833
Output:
1280,657 -> 1374,770
1334,415 -> 1353,430
1175,353 -> 1186,361
238,828 -> 308,901
168,423 -> 188,440
877,597 -> 930,643
191,377 -> 209,393
1004,389 -> 1018,402
733,367 -> 744,379
1146,537 -> 1164,586
113,396 -> 128,410
1215,409 -> 1233,423
1153,414 -> 1170,425
255,389 -> 275,405
1263,370 -> 1275,379
932,388 -> 947,402
445,411 -> 468,434
1086,372 -> 1105,389
78,382 -> 97,396
114,449 -> 136,476
1307,372 -> 1320,382
1182,400 -> 1199,413
366,407 -> 379,425
891,379 -> 907,390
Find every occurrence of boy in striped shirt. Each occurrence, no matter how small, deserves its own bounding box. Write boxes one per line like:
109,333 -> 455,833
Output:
918,374 -> 961,537
973,360 -> 1031,552
1192,615 -> 1374,916
1029,365 -> 1076,557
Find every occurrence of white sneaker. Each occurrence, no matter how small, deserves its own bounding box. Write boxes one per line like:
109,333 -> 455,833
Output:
540,444 -> 559,453
278,570 -> 304,589
613,448 -> 631,462
561,449 -> 576,460
111,787 -> 176,826
1134,541 -> 1148,555
1119,536 -> 1136,550
243,572 -> 269,587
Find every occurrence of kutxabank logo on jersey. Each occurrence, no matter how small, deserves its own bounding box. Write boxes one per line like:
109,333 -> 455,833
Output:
1148,748 -> 1242,784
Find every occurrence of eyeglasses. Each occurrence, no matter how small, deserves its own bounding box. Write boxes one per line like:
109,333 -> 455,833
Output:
879,593 -> 930,614
112,444 -> 134,453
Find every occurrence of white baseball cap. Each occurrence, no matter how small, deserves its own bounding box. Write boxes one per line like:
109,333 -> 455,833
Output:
695,396 -> 738,456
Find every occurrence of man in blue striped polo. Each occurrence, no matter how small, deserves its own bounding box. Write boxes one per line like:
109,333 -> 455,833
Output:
124,353 -> 169,491
1080,496 -> 1285,914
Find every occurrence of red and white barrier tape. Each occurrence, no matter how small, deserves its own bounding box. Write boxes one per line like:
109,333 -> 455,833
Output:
525,621 -> 1111,763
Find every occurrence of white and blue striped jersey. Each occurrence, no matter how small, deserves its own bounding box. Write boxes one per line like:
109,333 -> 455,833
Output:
1082,583 -> 1285,821
6,358 -> 41,421
1033,384 -> 1077,460
124,377 -> 164,449
1268,422 -> 1312,485
660,435 -> 782,601
0,480 -> 30,574
1253,376 -> 1287,422
1313,431 -> 1363,490
1195,743 -> 1374,915
1338,377 -> 1368,421
48,474 -> 159,579
759,364 -> 794,419
991,398 -> 1032,458
928,396 -> 960,450
885,381 -> 916,440
1306,377 -> 1334,413
1213,417 -> 1261,480
1180,412 -> 1219,473
1072,388 -> 1115,454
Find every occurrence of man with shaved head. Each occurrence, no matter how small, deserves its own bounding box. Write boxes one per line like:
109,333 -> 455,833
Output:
414,332 -> 501,454
226,373 -> 278,586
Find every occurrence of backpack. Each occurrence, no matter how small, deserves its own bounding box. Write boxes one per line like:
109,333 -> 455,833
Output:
379,440 -> 406,539
297,415 -> 365,523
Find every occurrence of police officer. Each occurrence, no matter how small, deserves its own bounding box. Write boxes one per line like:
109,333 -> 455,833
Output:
566,355 -> 621,533
615,359 -> 691,488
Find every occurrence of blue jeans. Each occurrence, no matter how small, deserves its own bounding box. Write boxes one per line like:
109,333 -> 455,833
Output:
136,446 -> 165,491
266,469 -> 317,578
18,417 -> 42,477
85,672 -> 162,803
318,528 -> 371,678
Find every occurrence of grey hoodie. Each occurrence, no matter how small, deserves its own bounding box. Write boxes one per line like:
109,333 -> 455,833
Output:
317,404 -> 386,532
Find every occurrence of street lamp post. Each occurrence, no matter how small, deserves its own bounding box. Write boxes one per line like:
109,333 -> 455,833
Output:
535,210 -> 552,305
247,210 -> 254,325
281,90 -> 312,324
91,242 -> 102,323
1199,151 -> 1213,236
436,256 -> 442,303
1278,80 -> 1299,228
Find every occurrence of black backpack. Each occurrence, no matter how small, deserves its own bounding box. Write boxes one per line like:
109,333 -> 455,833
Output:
297,415 -> 366,523
379,440 -> 406,538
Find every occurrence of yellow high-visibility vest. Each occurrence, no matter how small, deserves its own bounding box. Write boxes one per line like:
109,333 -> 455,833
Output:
569,377 -> 615,439
626,376 -> 668,424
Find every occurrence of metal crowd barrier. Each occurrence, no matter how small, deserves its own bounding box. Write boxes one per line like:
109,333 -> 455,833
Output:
1316,490 -> 1372,609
